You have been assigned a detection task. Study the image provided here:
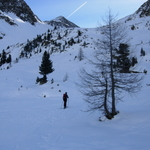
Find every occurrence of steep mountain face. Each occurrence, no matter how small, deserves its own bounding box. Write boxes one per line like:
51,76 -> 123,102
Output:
0,0 -> 41,25
136,0 -> 150,17
45,16 -> 79,28
121,0 -> 150,28
0,11 -> 17,26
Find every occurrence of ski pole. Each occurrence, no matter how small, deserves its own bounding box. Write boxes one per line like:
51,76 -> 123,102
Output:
68,98 -> 69,107
60,101 -> 63,109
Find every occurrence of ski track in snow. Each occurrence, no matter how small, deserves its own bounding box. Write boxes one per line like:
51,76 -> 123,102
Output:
0,96 -> 84,150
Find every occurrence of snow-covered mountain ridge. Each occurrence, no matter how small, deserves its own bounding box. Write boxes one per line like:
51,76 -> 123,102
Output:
0,0 -> 79,50
44,16 -> 79,28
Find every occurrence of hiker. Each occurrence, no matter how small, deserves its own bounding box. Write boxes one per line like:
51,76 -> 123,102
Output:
63,92 -> 69,109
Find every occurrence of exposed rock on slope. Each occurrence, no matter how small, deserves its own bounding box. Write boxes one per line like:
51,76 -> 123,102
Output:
136,0 -> 150,17
0,0 -> 41,25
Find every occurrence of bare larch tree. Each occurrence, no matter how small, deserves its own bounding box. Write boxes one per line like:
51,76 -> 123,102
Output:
78,10 -> 143,120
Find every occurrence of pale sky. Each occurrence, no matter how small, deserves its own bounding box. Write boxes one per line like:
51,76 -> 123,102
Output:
25,0 -> 147,28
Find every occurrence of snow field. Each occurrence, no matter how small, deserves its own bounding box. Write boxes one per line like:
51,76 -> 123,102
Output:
0,12 -> 150,150
0,48 -> 150,150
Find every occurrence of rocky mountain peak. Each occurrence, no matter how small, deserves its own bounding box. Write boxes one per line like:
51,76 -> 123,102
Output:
45,16 -> 79,28
0,0 -> 41,25
135,0 -> 150,17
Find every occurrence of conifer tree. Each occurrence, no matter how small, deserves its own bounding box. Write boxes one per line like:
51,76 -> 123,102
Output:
116,43 -> 131,73
6,54 -> 12,63
140,48 -> 146,56
78,48 -> 84,61
1,50 -> 6,64
131,57 -> 138,67
77,30 -> 82,36
39,51 -> 54,78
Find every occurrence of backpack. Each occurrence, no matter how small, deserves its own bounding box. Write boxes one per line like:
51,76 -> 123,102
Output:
63,93 -> 67,100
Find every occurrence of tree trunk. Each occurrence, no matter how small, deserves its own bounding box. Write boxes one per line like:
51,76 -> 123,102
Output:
104,79 -> 113,119
109,20 -> 116,117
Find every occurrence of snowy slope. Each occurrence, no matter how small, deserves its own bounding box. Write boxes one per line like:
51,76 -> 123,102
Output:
0,12 -> 52,50
0,43 -> 150,150
0,2 -> 150,150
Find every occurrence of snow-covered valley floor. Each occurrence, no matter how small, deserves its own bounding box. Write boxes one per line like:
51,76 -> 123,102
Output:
0,52 -> 150,150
